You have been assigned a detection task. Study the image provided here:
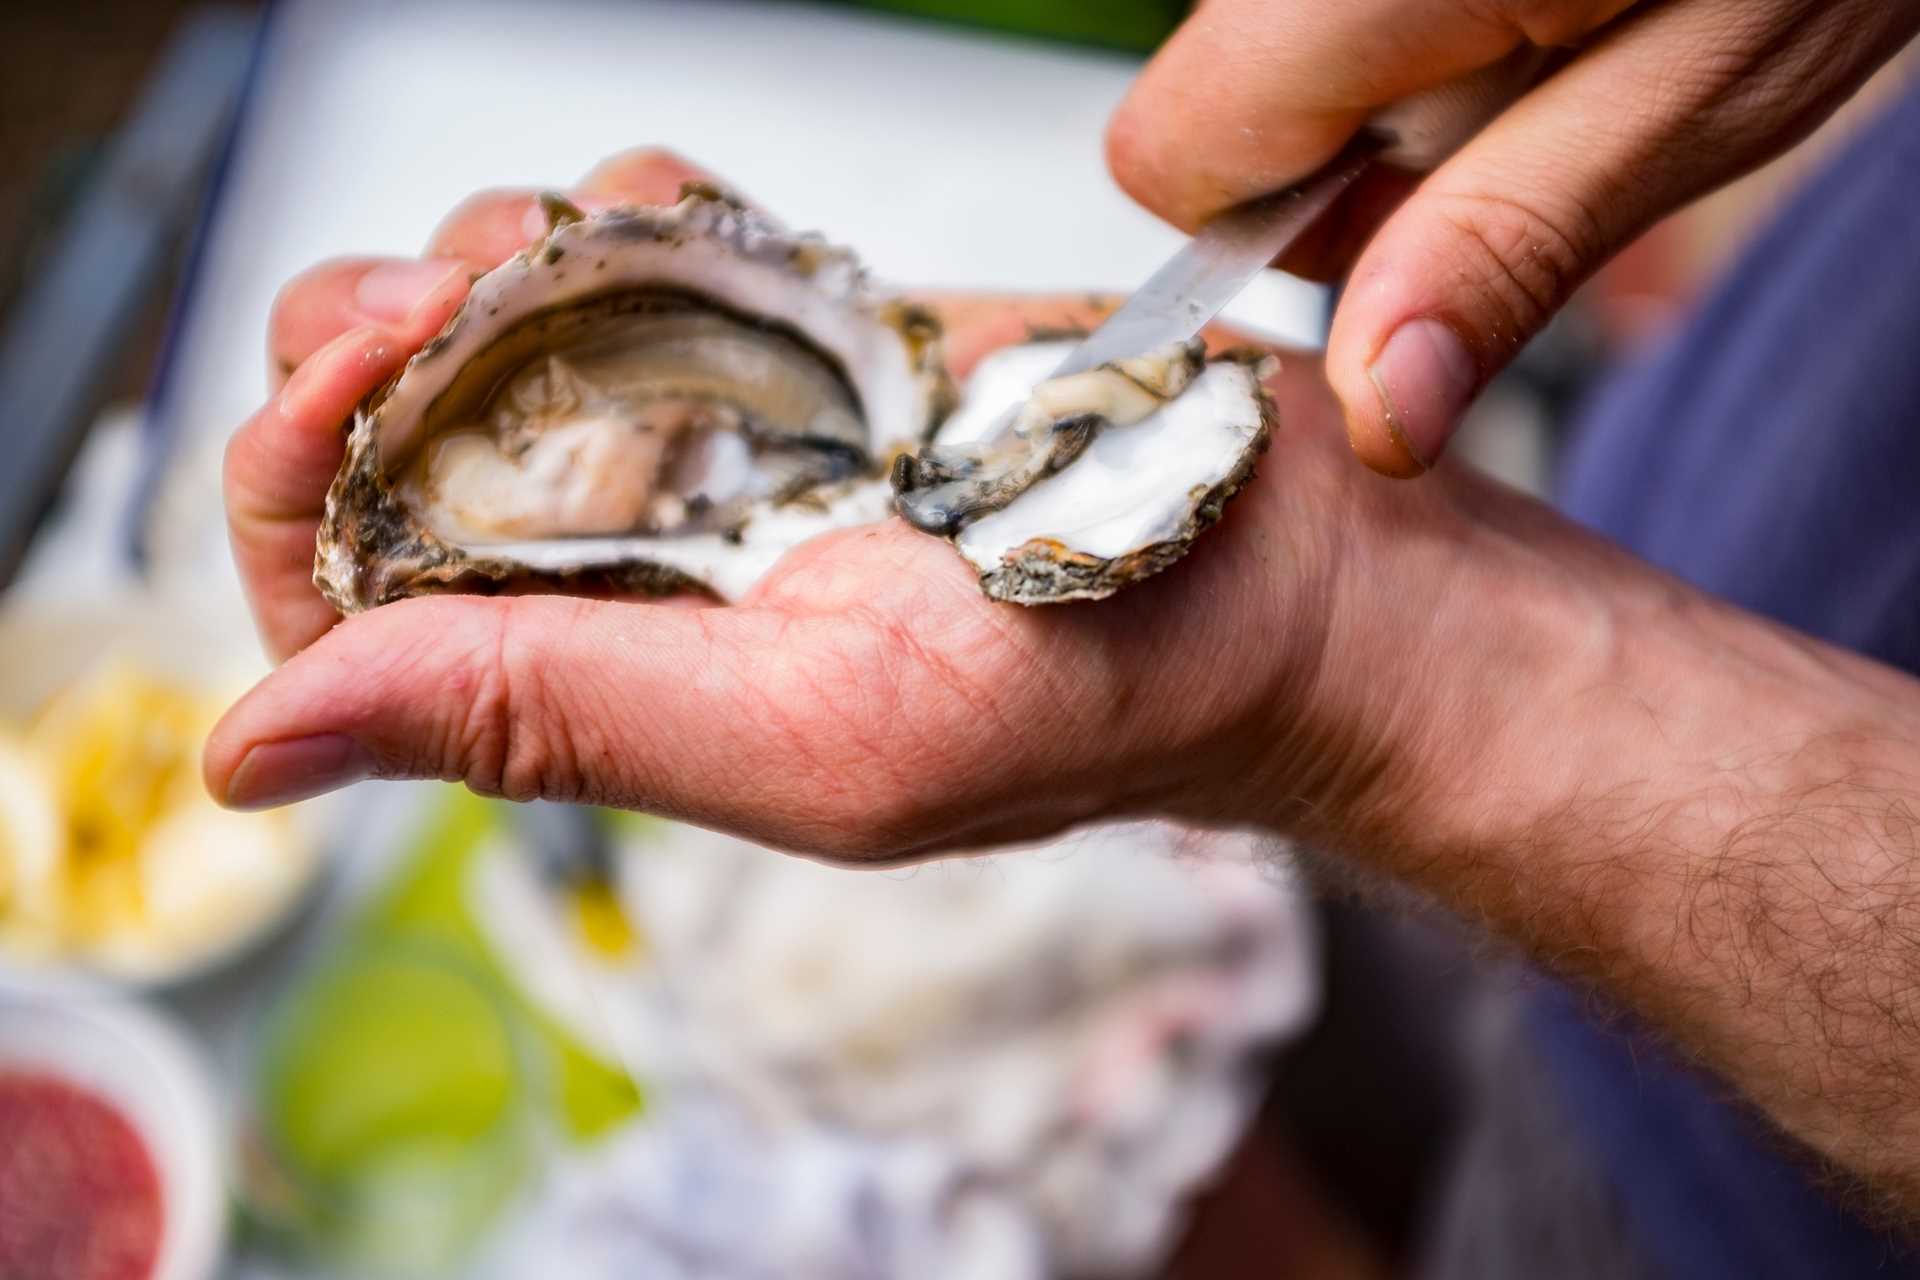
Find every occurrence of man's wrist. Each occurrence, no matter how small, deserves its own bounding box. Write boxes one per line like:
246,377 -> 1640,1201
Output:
1244,468 -> 1581,860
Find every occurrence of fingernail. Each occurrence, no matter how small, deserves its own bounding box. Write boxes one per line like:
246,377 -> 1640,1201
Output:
353,258 -> 466,326
1367,318 -> 1478,468
223,734 -> 374,810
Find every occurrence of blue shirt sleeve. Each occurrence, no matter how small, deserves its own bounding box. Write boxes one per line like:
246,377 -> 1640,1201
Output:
1536,70 -> 1920,1280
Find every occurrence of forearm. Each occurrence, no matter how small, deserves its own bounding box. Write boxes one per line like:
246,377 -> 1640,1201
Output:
1305,467 -> 1920,1212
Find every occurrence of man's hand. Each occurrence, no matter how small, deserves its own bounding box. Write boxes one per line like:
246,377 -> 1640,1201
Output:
1106,0 -> 1920,474
208,149 -> 1390,860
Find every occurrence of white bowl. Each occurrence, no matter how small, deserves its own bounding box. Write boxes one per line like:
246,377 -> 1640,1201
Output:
0,972 -> 227,1280
0,592 -> 327,988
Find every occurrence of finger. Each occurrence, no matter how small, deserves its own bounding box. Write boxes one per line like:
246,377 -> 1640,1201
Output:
908,291 -> 1266,380
268,256 -> 472,387
575,146 -> 730,204
201,591 -> 1011,861
227,328 -> 418,661
278,152 -> 737,379
1106,0 -> 1634,233
425,149 -> 734,268
1326,0 -> 1917,474
422,188 -> 615,269
908,292 -> 1117,377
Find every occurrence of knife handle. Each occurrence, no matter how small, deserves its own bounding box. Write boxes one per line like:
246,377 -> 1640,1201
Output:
1363,46 -> 1552,171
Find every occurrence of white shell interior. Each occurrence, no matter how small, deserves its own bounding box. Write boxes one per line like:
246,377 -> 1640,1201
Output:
377,203 -> 931,465
938,343 -> 1266,571
482,476 -> 895,601
363,200 -> 934,599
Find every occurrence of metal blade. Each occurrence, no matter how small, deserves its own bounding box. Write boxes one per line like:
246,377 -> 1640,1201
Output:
1050,147 -> 1374,379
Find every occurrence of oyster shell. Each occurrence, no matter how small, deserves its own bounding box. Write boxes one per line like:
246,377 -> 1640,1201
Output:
314,190 -> 1272,614
892,340 -> 1273,604
314,191 -> 953,611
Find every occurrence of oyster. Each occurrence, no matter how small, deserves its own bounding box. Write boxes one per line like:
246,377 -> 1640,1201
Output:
315,191 -> 953,611
314,189 -> 1272,614
892,339 -> 1273,604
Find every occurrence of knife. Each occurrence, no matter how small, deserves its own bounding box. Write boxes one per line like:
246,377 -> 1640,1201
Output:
1046,48 -> 1551,383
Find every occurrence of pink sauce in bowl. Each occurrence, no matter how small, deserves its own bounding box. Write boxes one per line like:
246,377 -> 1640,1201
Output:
0,1071 -> 163,1280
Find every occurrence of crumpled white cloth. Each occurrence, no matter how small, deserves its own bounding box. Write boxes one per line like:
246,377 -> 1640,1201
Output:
474,820 -> 1318,1278
488,1096 -> 1044,1280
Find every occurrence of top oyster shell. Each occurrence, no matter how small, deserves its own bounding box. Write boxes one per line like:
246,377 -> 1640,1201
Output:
314,190 -> 953,612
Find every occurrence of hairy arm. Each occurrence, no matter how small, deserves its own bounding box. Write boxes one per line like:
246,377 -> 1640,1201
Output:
1287,459 -> 1920,1215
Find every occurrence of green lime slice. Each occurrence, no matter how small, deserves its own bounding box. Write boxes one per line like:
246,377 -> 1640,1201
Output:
256,942 -> 531,1273
265,947 -> 519,1176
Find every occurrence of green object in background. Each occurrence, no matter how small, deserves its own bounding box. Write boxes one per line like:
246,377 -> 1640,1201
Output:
248,792 -> 648,1273
256,941 -> 534,1276
268,948 -> 519,1178
837,0 -> 1187,53
362,789 -> 644,1140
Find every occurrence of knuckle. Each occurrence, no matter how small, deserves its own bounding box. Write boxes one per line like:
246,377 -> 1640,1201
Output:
1478,0 -> 1626,46
1426,184 -> 1600,343
584,146 -> 698,184
440,185 -> 531,222
478,598 -> 592,803
371,597 -> 567,803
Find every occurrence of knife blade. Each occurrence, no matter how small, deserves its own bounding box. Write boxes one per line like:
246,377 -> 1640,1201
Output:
1048,140 -> 1376,381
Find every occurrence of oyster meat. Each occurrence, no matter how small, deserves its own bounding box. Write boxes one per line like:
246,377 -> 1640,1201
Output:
314,191 -> 1272,613
315,191 -> 951,611
892,339 -> 1273,604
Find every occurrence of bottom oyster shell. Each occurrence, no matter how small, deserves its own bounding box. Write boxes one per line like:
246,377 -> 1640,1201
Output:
892,341 -> 1273,604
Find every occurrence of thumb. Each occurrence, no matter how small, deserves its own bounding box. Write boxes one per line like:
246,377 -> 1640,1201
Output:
202,594 -> 873,852
1328,0 -> 1916,475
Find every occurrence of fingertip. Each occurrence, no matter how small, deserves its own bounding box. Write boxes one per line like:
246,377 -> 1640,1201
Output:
204,597 -> 476,804
274,326 -> 406,426
1103,94 -> 1178,224
269,256 -> 470,379
1103,84 -> 1232,235
1326,330 -> 1430,479
427,187 -> 546,265
1367,316 -> 1478,469
351,257 -> 471,332
1340,397 -> 1428,479
202,741 -> 241,810
209,731 -> 373,811
202,687 -> 263,808
267,256 -> 387,379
